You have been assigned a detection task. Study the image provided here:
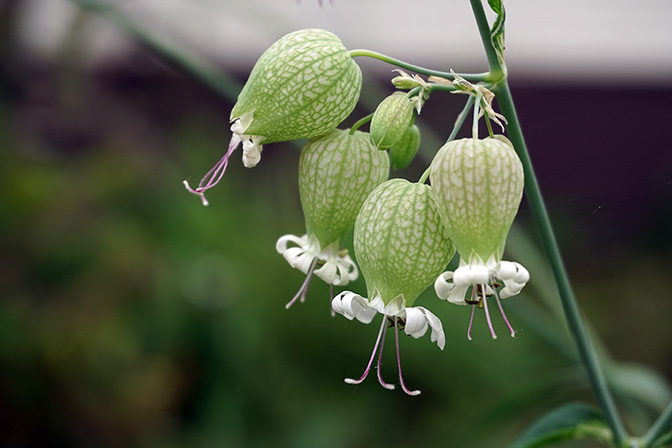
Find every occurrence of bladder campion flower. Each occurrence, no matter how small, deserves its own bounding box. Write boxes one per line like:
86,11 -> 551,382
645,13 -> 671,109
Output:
276,129 -> 389,308
332,179 -> 454,395
430,136 -> 529,340
185,29 -> 362,205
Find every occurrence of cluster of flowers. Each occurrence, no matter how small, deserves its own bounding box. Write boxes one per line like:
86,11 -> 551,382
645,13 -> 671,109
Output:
185,29 -> 529,395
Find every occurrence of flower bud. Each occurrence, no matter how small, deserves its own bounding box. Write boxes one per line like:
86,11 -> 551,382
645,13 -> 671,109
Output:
355,179 -> 454,307
300,129 -> 390,249
388,124 -> 420,170
230,29 -> 362,144
370,93 -> 414,150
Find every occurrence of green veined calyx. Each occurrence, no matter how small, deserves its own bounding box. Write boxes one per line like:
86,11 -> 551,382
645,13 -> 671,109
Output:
332,178 -> 455,395
370,93 -> 414,150
184,29 -> 362,206
276,129 -> 389,309
429,136 -> 529,340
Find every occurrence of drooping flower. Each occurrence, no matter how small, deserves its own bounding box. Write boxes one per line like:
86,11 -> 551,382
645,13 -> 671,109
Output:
276,129 -> 389,308
184,29 -> 362,205
332,179 -> 454,395
430,136 -> 529,340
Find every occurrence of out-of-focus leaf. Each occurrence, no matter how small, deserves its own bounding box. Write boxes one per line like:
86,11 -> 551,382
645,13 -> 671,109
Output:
509,402 -> 611,448
653,430 -> 672,448
607,362 -> 672,412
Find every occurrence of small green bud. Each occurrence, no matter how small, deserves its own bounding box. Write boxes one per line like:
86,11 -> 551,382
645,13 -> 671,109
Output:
231,29 -> 362,144
299,129 -> 390,249
388,124 -> 420,170
370,93 -> 414,150
355,179 -> 454,307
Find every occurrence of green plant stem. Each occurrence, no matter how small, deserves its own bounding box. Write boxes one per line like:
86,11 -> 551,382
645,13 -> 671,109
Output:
349,49 -> 490,82
349,114 -> 373,134
641,401 -> 672,446
468,0 -> 629,446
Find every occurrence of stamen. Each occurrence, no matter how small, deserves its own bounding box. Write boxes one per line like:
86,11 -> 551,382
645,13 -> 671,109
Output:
183,134 -> 241,206
493,285 -> 516,337
481,284 -> 498,339
376,323 -> 394,390
285,258 -> 318,309
345,318 -> 387,386
467,305 -> 476,341
394,316 -> 421,396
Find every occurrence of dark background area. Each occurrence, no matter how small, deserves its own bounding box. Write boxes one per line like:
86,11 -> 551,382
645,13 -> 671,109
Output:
1,1 -> 671,447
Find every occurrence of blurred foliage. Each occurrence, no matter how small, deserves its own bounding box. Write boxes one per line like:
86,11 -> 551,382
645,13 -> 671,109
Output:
1,2 -> 671,448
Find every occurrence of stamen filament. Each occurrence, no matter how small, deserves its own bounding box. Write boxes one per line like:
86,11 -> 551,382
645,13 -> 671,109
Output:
467,305 -> 476,341
394,316 -> 421,396
183,134 -> 241,206
493,283 -> 516,337
345,318 -> 387,386
481,284 -> 498,339
285,258 -> 318,309
329,284 -> 336,317
376,323 -> 394,390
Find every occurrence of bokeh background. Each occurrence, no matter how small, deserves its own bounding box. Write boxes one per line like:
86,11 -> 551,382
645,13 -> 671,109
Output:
1,1 -> 672,447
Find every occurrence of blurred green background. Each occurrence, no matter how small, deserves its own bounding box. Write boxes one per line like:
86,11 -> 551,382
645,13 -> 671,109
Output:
1,1 -> 672,447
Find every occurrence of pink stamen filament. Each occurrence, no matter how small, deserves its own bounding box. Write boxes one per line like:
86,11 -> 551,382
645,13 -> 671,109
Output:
376,323 -> 394,390
467,305 -> 476,341
285,258 -> 318,309
345,318 -> 387,386
394,316 -> 421,396
481,283 -> 498,339
183,134 -> 241,206
492,277 -> 516,337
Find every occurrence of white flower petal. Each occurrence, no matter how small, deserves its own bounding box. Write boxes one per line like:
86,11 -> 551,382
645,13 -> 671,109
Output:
453,264 -> 489,285
404,306 -> 445,350
242,139 -> 263,167
496,261 -> 529,298
382,295 -> 405,316
276,234 -> 307,254
332,292 -> 377,324
314,261 -> 338,284
434,272 -> 470,305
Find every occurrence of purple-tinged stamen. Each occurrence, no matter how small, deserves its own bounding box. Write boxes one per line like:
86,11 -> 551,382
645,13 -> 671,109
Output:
183,134 -> 241,206
376,323 -> 394,390
394,316 -> 421,396
345,318 -> 387,386
492,282 -> 516,337
285,257 -> 318,309
481,284 -> 498,339
467,305 -> 476,341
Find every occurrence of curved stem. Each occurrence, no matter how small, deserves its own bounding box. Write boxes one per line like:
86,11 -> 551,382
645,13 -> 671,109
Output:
349,114 -> 373,134
349,49 -> 490,82
641,400 -> 672,447
468,0 -> 503,78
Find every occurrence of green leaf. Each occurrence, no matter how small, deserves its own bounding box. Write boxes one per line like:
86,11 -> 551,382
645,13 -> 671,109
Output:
509,402 -> 612,448
653,430 -> 672,448
487,0 -> 502,15
489,1 -> 506,69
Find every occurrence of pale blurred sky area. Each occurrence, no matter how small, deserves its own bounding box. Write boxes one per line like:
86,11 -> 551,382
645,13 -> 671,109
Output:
14,0 -> 672,83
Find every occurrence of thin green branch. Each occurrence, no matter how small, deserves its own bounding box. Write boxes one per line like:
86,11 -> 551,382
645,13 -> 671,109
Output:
468,0 -> 629,445
349,114 -> 373,134
641,401 -> 672,447
349,49 -> 490,82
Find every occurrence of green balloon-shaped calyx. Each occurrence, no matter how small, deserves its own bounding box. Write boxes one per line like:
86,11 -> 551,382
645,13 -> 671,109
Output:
430,137 -> 523,265
299,129 -> 390,249
276,129 -> 389,296
231,29 -> 362,154
389,124 -> 420,170
370,93 -> 414,150
356,179 -> 454,307
430,136 -> 529,340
